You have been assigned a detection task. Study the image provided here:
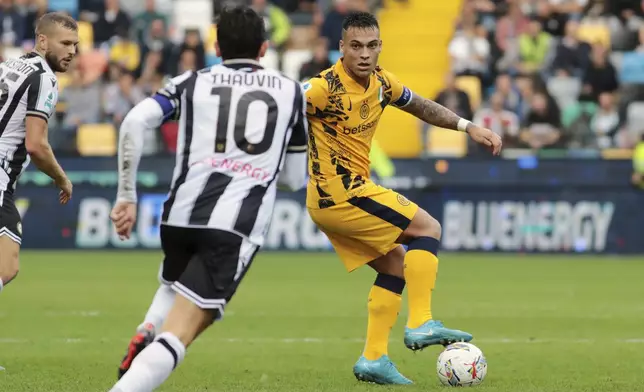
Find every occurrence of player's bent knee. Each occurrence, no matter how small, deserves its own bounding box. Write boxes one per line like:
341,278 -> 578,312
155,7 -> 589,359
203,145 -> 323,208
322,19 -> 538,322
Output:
399,208 -> 441,243
161,293 -> 214,347
367,245 -> 405,279
0,249 -> 20,284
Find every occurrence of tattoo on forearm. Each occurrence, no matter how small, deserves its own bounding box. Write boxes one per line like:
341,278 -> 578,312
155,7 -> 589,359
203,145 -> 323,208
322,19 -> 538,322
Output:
401,95 -> 462,130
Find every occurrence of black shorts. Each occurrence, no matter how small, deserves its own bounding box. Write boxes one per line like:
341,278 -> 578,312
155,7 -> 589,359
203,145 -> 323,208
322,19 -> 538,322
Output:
0,190 -> 22,245
159,225 -> 259,321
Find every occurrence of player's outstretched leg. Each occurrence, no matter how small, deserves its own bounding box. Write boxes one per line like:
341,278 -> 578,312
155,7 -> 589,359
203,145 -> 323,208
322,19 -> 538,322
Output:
110,294 -> 210,392
118,282 -> 176,379
399,208 -> 472,351
353,247 -> 412,385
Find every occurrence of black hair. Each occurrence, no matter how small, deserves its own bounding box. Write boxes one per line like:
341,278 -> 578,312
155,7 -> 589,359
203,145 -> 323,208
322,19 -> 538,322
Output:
216,6 -> 265,60
342,11 -> 379,32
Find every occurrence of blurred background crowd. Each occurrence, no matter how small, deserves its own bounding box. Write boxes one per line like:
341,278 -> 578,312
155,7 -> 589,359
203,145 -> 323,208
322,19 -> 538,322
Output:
2,0 -> 643,160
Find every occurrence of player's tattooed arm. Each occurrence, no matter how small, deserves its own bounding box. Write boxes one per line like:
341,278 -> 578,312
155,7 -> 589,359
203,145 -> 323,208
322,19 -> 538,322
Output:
400,93 -> 503,155
399,94 -> 469,132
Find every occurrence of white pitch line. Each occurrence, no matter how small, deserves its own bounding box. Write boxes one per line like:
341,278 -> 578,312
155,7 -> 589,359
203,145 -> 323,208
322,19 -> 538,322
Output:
0,337 -> 643,345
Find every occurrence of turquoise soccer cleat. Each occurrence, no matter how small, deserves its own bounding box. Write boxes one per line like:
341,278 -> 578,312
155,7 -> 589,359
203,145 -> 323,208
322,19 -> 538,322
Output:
404,320 -> 473,351
353,355 -> 413,385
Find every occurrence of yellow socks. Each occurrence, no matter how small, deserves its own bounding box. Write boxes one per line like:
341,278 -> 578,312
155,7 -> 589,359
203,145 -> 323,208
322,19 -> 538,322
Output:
363,274 -> 405,360
404,237 -> 440,329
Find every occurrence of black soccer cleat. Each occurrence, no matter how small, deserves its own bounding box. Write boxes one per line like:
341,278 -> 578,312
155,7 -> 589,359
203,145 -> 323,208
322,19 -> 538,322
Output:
118,323 -> 155,379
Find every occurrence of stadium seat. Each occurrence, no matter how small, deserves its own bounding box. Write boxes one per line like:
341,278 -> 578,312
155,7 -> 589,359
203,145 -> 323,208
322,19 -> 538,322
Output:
282,49 -> 312,80
547,76 -> 582,112
455,76 -> 481,110
77,123 -> 117,156
577,23 -> 610,47
427,126 -> 467,157
77,21 -> 94,53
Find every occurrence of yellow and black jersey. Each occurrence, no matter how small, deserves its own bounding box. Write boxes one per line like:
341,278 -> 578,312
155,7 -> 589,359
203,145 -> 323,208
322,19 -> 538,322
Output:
303,59 -> 412,209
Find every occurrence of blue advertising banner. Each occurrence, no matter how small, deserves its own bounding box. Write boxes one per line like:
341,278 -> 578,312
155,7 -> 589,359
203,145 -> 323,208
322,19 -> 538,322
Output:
14,184 -> 644,253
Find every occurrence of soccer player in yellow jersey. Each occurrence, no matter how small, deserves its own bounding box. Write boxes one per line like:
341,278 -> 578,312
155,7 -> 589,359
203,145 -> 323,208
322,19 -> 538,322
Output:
303,12 -> 502,384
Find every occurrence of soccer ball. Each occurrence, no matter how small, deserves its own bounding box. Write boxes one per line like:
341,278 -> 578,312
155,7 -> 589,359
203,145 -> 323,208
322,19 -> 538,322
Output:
436,342 -> 487,387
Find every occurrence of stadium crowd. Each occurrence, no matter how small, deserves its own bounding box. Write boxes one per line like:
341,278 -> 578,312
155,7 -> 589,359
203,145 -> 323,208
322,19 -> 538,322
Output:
0,0 -> 641,157
441,0 -> 644,157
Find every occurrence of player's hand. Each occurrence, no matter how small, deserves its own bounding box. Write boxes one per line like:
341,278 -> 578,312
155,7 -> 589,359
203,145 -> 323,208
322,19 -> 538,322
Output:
110,201 -> 137,240
466,123 -> 502,156
55,176 -> 73,204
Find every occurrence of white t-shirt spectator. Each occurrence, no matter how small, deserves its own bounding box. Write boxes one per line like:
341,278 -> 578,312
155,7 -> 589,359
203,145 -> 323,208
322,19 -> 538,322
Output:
473,107 -> 520,138
448,30 -> 490,74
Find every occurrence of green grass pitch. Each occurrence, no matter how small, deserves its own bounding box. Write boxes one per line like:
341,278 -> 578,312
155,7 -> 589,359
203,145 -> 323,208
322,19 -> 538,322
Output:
1,251 -> 643,391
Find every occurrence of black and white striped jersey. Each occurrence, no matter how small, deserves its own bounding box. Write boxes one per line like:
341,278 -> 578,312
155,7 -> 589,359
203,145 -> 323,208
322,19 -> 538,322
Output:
128,60 -> 307,246
0,52 -> 58,193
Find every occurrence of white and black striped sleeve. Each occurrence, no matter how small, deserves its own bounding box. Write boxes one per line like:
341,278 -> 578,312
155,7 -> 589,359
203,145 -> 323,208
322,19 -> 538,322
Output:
26,71 -> 56,121
152,70 -> 194,122
277,83 -> 308,192
116,98 -> 166,203
287,82 -> 307,153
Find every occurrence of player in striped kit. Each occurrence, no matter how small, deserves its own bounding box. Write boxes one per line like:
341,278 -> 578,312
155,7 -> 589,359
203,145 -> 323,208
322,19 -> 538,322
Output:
0,12 -> 76,295
109,6 -> 307,392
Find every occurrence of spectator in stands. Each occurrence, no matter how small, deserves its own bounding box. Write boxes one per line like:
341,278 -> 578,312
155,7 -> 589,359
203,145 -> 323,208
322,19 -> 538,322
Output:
536,0 -> 568,37
23,0 -> 47,42
299,37 -> 332,81
55,66 -> 102,153
448,22 -> 490,80
581,43 -> 618,102
516,73 -> 536,121
471,0 -> 503,31
104,70 -> 145,128
94,0 -> 131,44
435,72 -> 474,120
473,92 -> 521,147
495,73 -> 522,115
138,50 -> 163,95
79,0 -> 105,22
518,17 -> 553,74
590,92 -> 620,148
139,18 -> 173,76
456,0 -> 479,32
421,72 -> 473,157
0,0 -> 26,47
178,49 -> 198,73
495,1 -> 529,55
321,0 -> 350,52
548,0 -> 587,18
251,0 -> 291,50
521,92 -> 563,149
550,19 -> 591,76
133,0 -> 167,44
172,28 -> 205,76
606,3 -> 643,51
109,26 -> 141,72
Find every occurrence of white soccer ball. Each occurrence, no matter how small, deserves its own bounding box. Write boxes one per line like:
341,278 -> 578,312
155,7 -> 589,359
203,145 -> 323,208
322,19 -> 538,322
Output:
436,342 -> 487,387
